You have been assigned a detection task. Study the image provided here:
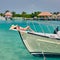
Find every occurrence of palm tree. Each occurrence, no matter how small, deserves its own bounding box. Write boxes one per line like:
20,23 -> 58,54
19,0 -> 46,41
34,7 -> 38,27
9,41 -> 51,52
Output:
12,11 -> 16,17
21,11 -> 27,17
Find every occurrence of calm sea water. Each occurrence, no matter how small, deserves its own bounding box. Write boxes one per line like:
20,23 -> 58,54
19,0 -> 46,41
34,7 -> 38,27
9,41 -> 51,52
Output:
0,20 -> 60,60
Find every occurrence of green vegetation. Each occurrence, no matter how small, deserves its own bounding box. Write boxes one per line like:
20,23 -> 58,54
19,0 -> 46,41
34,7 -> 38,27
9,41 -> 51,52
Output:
0,10 -> 60,19
0,10 -> 41,18
11,11 -> 41,18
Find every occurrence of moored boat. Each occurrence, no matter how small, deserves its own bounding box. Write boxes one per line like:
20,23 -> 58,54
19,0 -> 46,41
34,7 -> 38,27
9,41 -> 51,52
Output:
19,31 -> 60,57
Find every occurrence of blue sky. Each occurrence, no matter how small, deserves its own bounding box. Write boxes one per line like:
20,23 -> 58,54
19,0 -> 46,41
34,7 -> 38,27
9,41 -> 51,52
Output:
0,0 -> 60,13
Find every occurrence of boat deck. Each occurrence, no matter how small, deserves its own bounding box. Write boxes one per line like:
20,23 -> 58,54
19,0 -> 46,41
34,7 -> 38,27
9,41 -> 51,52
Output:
20,32 -> 60,55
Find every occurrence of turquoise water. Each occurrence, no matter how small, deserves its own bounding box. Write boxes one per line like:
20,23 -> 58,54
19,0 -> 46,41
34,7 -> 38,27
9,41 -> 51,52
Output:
0,20 -> 60,60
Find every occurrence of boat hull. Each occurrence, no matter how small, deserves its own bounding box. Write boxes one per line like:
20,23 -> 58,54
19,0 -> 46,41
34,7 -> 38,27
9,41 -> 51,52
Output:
19,31 -> 60,56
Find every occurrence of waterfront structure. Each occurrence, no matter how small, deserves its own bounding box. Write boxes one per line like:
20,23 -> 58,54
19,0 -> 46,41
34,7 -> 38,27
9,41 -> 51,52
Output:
5,12 -> 12,20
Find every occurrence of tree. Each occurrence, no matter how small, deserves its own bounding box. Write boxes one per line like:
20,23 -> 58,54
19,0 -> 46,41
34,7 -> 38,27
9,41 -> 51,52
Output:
5,10 -> 10,13
31,11 -> 41,18
12,11 -> 16,17
53,12 -> 60,15
21,11 -> 27,17
0,13 -> 3,16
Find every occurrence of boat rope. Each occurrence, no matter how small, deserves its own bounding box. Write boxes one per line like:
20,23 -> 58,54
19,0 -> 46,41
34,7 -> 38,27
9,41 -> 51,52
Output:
26,21 -> 34,31
26,21 -> 60,34
37,21 -> 60,26
39,43 -> 46,60
32,21 -> 37,32
39,23 -> 44,33
42,51 -> 46,60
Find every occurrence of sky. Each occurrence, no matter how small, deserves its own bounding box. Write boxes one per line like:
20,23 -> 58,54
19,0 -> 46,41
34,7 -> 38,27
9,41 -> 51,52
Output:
0,0 -> 60,13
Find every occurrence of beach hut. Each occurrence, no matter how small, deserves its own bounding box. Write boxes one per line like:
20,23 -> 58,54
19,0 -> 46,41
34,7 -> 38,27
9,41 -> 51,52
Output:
57,13 -> 60,16
5,12 -> 12,20
38,12 -> 52,20
52,14 -> 57,19
57,14 -> 60,19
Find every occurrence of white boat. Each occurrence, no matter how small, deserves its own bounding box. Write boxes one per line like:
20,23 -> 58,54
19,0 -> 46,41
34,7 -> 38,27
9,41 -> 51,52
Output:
19,30 -> 60,57
10,25 -> 60,57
